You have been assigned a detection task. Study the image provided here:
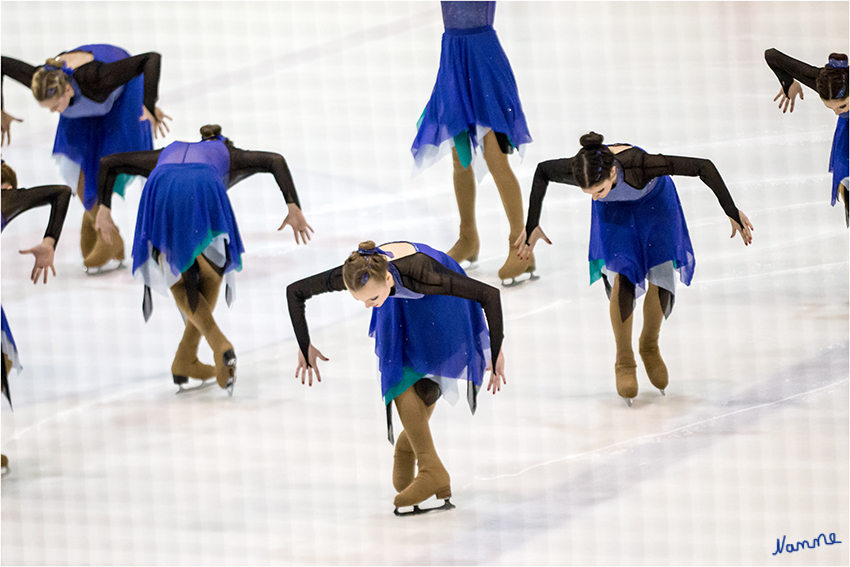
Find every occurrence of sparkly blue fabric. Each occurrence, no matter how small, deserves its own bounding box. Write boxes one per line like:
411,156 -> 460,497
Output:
52,44 -> 153,210
441,0 -> 495,28
1,307 -> 19,372
411,2 -> 531,170
830,112 -> 848,206
132,140 -> 244,278
368,243 -> 490,406
589,173 -> 695,292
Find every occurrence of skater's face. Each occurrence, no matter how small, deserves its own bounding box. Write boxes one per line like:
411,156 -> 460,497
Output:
349,270 -> 394,309
38,84 -> 73,114
823,96 -> 849,115
582,166 -> 617,200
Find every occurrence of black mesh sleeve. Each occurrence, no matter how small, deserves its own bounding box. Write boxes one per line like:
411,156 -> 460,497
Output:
2,184 -> 72,246
627,150 -> 742,225
524,158 -> 578,241
286,266 -> 347,365
1,56 -> 38,110
228,148 -> 301,207
73,52 -> 161,115
765,48 -> 820,95
97,149 -> 162,208
393,253 -> 504,372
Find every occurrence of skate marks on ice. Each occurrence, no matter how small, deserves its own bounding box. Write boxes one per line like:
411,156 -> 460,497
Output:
409,343 -> 848,565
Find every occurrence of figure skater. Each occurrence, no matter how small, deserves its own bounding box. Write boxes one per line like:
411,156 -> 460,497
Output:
515,133 -> 753,406
411,1 -> 534,285
765,49 -> 849,225
1,161 -> 72,475
287,240 -> 506,514
1,45 -> 170,270
95,125 -> 312,394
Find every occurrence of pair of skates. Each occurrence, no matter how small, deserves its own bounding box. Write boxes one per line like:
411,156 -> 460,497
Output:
173,349 -> 237,396
80,208 -> 126,276
448,233 -> 539,288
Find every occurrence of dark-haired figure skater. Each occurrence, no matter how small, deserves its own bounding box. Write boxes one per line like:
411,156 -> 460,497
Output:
411,1 -> 534,285
765,49 -> 849,225
96,125 -> 312,394
287,240 -> 506,514
516,133 -> 753,406
1,161 -> 72,474
1,45 -> 171,270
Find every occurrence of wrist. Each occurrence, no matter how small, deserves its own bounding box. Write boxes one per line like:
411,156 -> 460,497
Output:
42,236 -> 56,250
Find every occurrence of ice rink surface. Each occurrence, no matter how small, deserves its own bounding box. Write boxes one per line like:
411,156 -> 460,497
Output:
1,1 -> 848,564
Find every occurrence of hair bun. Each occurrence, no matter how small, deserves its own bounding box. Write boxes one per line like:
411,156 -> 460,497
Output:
200,124 -> 222,139
579,131 -> 605,149
358,240 -> 377,251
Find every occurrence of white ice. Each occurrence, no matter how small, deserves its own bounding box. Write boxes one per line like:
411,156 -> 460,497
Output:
1,2 -> 848,565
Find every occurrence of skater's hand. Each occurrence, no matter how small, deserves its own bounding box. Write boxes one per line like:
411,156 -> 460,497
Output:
296,344 -> 329,386
1,110 -> 23,146
485,350 -> 506,395
730,211 -> 754,246
140,106 -> 172,139
19,237 -> 56,284
774,81 -> 803,114
95,205 -> 119,245
514,226 -> 551,260
279,203 -> 314,245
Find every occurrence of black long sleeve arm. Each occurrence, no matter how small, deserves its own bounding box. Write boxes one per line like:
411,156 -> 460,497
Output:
622,149 -> 742,225
765,48 -> 819,95
2,184 -> 72,246
73,52 -> 161,116
227,148 -> 301,207
524,158 -> 578,239
1,56 -> 38,110
97,149 -> 163,208
286,253 -> 504,372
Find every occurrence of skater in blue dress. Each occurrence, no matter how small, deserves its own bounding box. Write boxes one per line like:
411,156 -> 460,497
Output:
1,45 -> 170,269
411,1 -> 535,284
765,50 -> 849,226
287,240 -> 506,514
1,160 -> 72,474
96,125 -> 312,394
515,133 -> 753,405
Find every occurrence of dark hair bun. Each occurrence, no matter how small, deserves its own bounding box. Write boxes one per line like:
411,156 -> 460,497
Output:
200,124 -> 222,139
358,240 -> 376,251
579,131 -> 605,149
829,53 -> 849,63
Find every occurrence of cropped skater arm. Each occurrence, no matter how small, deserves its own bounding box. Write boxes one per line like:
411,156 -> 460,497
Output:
97,149 -> 162,208
228,148 -> 301,207
2,185 -> 72,245
73,52 -> 161,115
287,266 -> 347,365
764,48 -> 819,94
394,254 -> 504,370
525,158 -> 577,240
626,150 -> 742,226
1,56 -> 38,110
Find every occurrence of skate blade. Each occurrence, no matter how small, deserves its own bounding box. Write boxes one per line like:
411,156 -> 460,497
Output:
659,389 -> 666,396
223,350 -> 237,397
175,379 -> 217,394
394,499 -> 455,517
1,466 -> 8,477
500,270 -> 539,288
84,259 -> 125,276
622,397 -> 633,407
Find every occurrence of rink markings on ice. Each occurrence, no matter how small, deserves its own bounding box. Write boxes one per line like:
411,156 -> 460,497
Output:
463,354 -> 848,488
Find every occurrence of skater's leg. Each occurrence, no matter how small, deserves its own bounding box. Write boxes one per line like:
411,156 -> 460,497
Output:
172,256 -> 223,384
77,171 -> 97,259
610,274 -> 638,402
170,268 -> 234,390
393,386 -> 450,507
482,130 -> 533,280
639,284 -> 669,393
82,169 -> 125,270
393,400 -> 436,493
446,148 -> 480,264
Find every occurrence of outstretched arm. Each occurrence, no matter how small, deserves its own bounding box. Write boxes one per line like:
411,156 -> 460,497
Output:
74,52 -> 162,116
524,158 -> 578,239
97,149 -> 162,208
765,48 -> 819,95
229,147 -> 312,243
2,184 -> 72,284
286,266 -> 346,379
